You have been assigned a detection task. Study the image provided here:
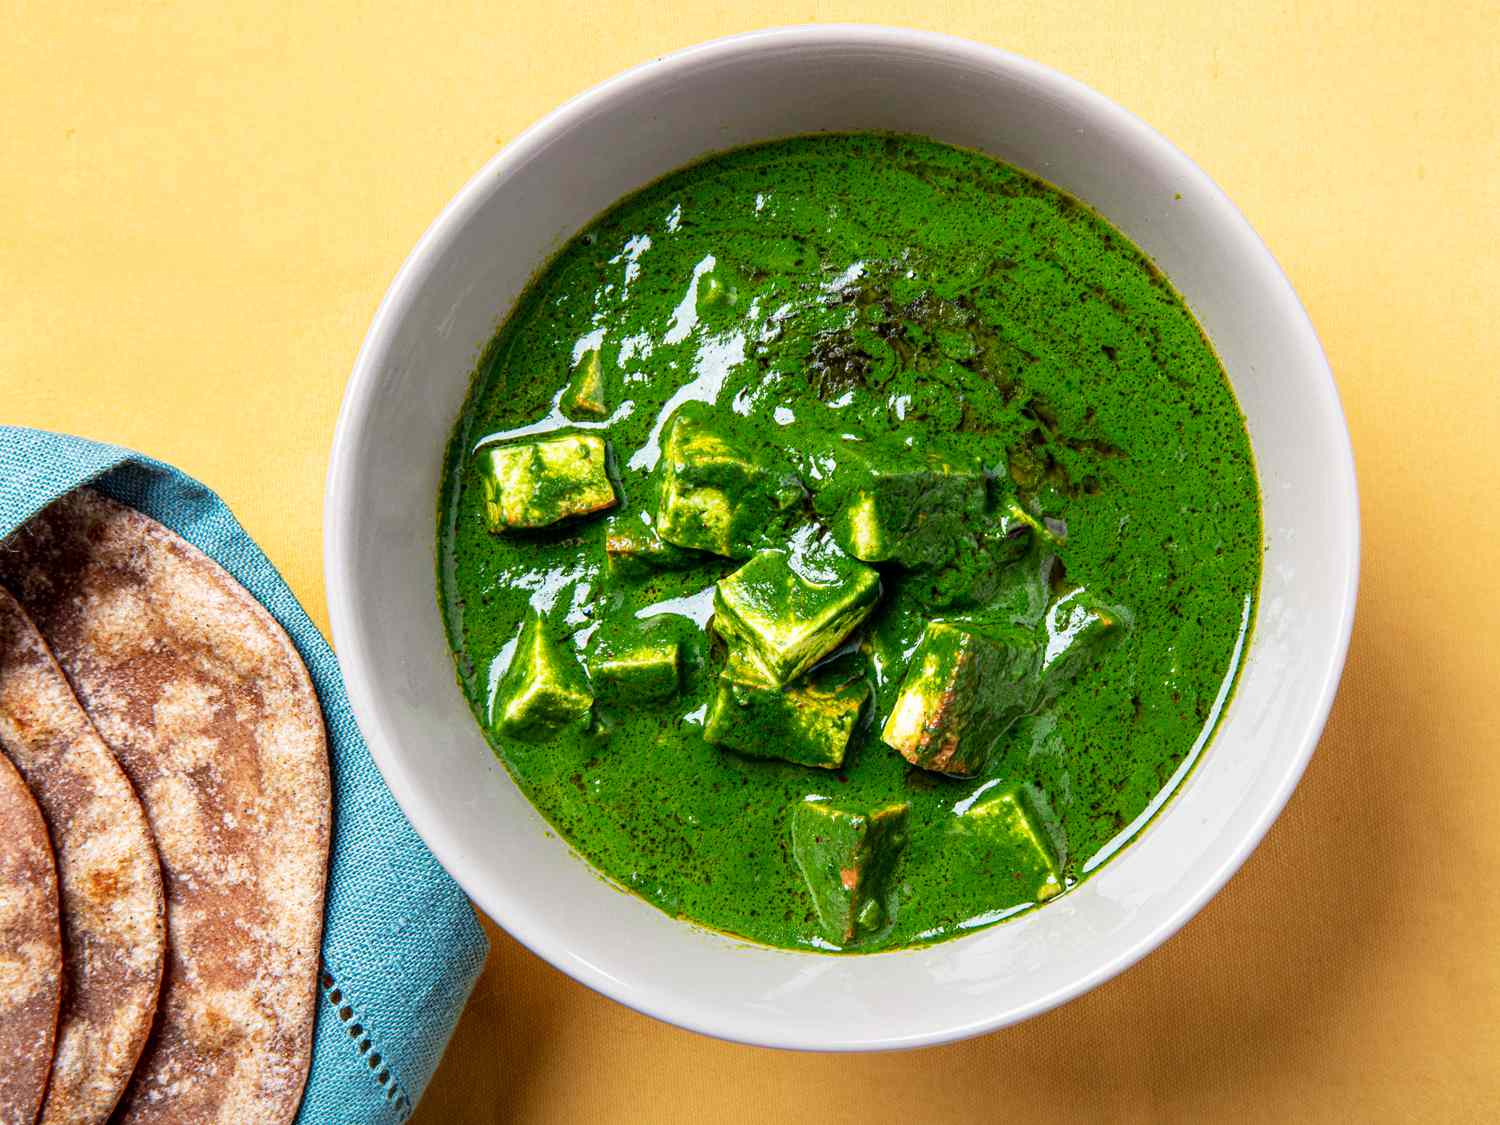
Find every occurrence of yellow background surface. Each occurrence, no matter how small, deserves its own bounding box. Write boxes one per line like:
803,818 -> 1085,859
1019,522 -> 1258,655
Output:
4,2 -> 1498,1121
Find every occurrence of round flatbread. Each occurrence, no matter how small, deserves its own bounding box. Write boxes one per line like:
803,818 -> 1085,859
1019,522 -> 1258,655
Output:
0,749 -> 62,1125
0,588 -> 166,1125
0,489 -> 330,1125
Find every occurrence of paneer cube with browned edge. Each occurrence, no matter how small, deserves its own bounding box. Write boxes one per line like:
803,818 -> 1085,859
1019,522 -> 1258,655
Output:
880,621 -> 1042,777
953,784 -> 1067,903
561,348 -> 608,419
712,547 -> 881,688
812,436 -> 991,569
494,615 -> 593,741
602,514 -> 699,578
790,799 -> 910,945
704,652 -> 869,769
478,432 -> 618,532
655,402 -> 805,558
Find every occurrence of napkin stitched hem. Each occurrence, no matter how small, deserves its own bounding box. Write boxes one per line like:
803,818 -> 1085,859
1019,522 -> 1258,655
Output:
320,970 -> 415,1121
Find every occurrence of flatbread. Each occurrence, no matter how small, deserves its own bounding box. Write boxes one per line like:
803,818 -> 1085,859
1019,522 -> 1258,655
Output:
0,588 -> 166,1125
0,748 -> 62,1125
0,489 -> 330,1125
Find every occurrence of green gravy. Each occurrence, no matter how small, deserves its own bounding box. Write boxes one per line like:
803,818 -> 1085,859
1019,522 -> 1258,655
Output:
437,134 -> 1260,952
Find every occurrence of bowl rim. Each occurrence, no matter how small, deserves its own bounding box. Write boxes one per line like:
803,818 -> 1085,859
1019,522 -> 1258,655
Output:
325,22 -> 1360,1050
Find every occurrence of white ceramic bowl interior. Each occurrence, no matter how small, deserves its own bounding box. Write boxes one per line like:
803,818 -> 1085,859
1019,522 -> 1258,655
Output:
325,25 -> 1358,1050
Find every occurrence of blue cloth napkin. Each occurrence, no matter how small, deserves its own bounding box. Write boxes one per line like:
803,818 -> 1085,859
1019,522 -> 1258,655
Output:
0,426 -> 488,1125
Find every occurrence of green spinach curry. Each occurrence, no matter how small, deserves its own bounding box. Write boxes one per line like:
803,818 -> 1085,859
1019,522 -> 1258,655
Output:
438,134 -> 1260,952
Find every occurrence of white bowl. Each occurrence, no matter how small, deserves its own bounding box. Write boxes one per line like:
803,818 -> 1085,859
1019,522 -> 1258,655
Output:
325,25 -> 1358,1050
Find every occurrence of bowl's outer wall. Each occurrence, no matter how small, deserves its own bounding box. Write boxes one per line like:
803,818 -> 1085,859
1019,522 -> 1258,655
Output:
325,27 -> 1358,1050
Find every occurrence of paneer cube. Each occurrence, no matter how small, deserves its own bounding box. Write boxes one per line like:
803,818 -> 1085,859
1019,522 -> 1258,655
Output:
954,785 -> 1066,903
494,615 -> 593,741
813,436 -> 989,569
561,348 -> 606,420
478,432 -> 617,532
561,348 -> 607,419
602,515 -> 698,577
655,402 -> 804,558
712,548 -> 881,687
704,653 -> 869,769
790,799 -> 909,945
908,510 -> 1035,612
695,262 -> 744,319
1003,499 -> 1065,547
988,505 -> 1041,564
1042,591 -> 1121,684
880,621 -> 1041,777
588,638 -> 680,704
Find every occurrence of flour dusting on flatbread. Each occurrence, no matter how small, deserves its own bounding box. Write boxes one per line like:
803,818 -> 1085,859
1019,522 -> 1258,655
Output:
0,588 -> 166,1125
0,749 -> 62,1125
0,490 -> 330,1125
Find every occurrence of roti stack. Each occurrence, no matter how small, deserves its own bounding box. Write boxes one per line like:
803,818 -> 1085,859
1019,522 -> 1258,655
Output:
0,588 -> 166,1124
0,489 -> 331,1125
0,749 -> 62,1125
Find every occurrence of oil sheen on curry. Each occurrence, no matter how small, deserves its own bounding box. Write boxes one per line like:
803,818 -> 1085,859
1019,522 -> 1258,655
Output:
438,134 -> 1260,952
